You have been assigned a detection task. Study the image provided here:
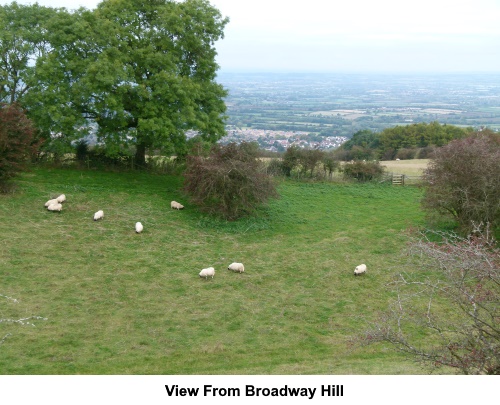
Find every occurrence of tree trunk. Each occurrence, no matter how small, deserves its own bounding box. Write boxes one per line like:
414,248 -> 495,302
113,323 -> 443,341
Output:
135,142 -> 147,169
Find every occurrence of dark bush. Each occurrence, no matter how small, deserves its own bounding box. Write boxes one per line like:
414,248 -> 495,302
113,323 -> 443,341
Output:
183,142 -> 279,220
416,145 -> 436,159
265,157 -> 287,177
0,103 -> 41,192
84,146 -> 133,169
395,148 -> 417,160
322,153 -> 340,179
74,139 -> 89,163
379,147 -> 396,161
281,145 -> 301,176
422,131 -> 500,233
342,160 -> 385,182
298,149 -> 324,176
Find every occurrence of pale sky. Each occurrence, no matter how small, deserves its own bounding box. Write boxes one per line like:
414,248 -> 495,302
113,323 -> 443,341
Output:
3,0 -> 500,73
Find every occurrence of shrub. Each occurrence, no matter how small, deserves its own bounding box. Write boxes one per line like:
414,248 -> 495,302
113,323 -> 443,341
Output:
360,228 -> 500,375
298,148 -> 324,177
281,145 -> 301,176
0,103 -> 41,192
265,157 -> 287,177
322,152 -> 340,179
342,160 -> 385,182
379,147 -> 396,161
395,148 -> 417,160
79,146 -> 133,170
74,139 -> 89,163
183,142 -> 279,220
421,131 -> 500,233
416,145 -> 436,159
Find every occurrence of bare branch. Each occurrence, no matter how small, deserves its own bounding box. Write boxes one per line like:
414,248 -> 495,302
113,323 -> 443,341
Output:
359,228 -> 500,374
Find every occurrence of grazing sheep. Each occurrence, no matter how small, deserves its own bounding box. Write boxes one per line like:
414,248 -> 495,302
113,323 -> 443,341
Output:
93,210 -> 104,221
354,264 -> 367,276
56,194 -> 66,203
199,267 -> 215,279
228,262 -> 245,273
171,201 -> 184,210
47,203 -> 62,212
135,222 -> 144,233
44,198 -> 59,207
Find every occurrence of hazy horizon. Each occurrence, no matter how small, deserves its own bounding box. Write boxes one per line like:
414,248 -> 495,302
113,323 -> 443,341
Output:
216,69 -> 500,75
2,0 -> 500,74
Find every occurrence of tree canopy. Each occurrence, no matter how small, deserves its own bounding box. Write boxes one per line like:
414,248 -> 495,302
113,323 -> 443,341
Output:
2,0 -> 229,165
0,2 -> 60,104
336,122 -> 472,161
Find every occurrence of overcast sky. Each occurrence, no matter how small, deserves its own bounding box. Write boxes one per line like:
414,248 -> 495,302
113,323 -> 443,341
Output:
3,0 -> 500,73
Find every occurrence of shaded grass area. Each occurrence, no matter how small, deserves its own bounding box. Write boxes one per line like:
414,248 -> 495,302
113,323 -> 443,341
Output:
0,168 -> 429,374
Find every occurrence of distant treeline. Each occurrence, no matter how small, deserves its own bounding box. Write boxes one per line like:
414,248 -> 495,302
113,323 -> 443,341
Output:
336,121 -> 473,160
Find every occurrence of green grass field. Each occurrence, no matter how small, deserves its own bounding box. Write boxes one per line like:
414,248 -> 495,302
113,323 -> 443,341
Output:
0,167 -> 435,374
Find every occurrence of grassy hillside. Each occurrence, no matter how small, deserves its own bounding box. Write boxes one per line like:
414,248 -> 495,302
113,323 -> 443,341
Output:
0,167 -> 431,374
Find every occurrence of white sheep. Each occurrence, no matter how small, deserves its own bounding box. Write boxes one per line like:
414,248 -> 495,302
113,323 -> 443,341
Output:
171,201 -> 184,210
135,222 -> 144,233
44,198 -> 59,207
199,267 -> 215,279
354,264 -> 367,276
93,210 -> 104,221
56,194 -> 66,203
228,262 -> 245,273
47,203 -> 62,212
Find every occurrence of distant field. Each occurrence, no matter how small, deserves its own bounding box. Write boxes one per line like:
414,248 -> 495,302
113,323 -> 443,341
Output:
0,168 -> 445,374
380,159 -> 429,176
311,110 -> 366,120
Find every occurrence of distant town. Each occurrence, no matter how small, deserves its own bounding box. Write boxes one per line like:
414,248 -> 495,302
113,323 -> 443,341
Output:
219,127 -> 348,152
214,72 -> 500,151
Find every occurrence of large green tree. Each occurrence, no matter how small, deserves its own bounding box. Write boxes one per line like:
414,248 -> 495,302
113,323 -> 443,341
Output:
0,2 -> 60,104
33,0 -> 229,166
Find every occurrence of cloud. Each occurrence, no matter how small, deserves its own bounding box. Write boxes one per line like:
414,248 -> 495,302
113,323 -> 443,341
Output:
5,0 -> 500,72
212,0 -> 500,72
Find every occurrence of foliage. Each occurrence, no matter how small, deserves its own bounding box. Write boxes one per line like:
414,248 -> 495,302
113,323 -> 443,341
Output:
0,2 -> 60,104
321,152 -> 340,179
77,145 -> 134,170
298,148 -> 324,176
265,157 -> 287,177
74,139 -> 89,163
415,145 -> 436,159
342,160 -> 385,182
421,131 -> 500,233
361,228 -> 500,375
26,0 -> 229,166
378,121 -> 470,152
279,146 -> 340,179
334,130 -> 378,161
281,145 -> 302,176
183,142 -> 279,220
341,129 -> 379,151
0,103 -> 40,191
336,123 -> 471,161
395,148 -> 417,160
